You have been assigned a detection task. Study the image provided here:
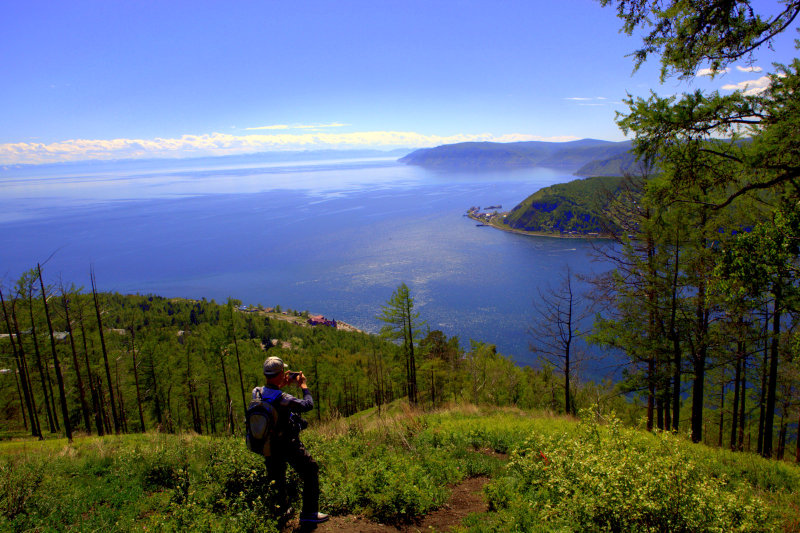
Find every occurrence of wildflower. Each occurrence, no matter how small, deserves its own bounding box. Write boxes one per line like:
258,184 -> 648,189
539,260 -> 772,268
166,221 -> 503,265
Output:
539,451 -> 550,465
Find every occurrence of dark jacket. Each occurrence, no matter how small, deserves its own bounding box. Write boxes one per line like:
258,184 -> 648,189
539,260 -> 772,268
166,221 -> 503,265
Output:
257,385 -> 313,449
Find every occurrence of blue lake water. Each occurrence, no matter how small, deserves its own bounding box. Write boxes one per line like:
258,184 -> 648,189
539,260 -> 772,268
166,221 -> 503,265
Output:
0,157 -> 617,376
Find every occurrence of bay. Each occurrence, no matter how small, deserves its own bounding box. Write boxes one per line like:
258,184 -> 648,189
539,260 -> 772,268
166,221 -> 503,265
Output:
0,157 -> 615,376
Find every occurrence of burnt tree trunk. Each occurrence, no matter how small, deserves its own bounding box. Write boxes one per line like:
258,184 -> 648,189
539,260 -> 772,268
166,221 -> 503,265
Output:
61,287 -> 92,434
76,305 -> 104,436
38,264 -> 72,442
218,348 -> 234,433
26,283 -> 57,433
128,327 -> 146,432
230,308 -> 248,419
12,361 -> 28,430
91,268 -> 121,434
3,290 -> 41,438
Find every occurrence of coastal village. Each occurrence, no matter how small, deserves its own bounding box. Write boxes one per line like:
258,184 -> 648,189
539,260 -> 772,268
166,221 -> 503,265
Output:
465,205 -> 504,226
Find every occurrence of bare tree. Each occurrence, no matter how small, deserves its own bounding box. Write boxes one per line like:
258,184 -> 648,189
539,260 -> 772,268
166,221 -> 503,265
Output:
529,265 -> 590,416
91,266 -> 121,434
38,263 -> 72,442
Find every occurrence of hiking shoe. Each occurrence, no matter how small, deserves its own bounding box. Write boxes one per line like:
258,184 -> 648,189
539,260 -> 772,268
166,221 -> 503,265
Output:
299,512 -> 329,523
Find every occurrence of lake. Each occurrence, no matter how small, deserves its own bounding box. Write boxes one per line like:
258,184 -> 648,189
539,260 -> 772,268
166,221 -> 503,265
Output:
0,156 -> 616,377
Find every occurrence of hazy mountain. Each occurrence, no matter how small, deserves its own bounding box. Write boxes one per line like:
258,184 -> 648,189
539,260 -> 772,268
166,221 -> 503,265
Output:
399,139 -> 633,173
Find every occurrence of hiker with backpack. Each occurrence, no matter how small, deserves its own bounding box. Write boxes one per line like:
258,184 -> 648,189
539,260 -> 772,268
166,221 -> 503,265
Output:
248,356 -> 329,525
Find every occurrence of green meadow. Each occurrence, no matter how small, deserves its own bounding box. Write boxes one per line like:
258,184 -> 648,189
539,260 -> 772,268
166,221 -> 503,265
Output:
2,405 -> 798,532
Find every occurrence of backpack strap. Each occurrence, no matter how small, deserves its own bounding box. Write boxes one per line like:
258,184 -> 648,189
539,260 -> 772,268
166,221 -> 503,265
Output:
259,387 -> 283,405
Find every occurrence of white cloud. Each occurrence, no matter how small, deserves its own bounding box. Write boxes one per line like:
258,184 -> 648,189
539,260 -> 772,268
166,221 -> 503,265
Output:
0,131 -> 581,165
564,97 -> 609,106
736,65 -> 763,73
696,67 -> 730,77
244,124 -> 289,131
244,122 -> 349,131
722,75 -> 772,95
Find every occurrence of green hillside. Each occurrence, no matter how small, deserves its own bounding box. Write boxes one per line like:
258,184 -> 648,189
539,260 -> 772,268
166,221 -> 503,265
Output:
574,151 -> 641,176
2,406 -> 796,532
499,175 -> 626,235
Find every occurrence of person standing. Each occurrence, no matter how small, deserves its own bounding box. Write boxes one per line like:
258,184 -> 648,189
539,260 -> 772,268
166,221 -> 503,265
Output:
256,356 -> 329,524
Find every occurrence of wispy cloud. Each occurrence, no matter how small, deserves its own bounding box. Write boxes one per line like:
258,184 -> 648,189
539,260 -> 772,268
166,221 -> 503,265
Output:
722,75 -> 772,95
696,67 -> 730,77
736,65 -> 763,73
564,97 -> 607,101
244,122 -> 349,131
0,131 -> 581,165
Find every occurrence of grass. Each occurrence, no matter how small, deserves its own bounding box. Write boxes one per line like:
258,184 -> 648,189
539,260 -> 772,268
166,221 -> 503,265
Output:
1,405 -> 797,532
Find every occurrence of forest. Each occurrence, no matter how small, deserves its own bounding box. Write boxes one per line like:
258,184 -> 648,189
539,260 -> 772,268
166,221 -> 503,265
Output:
0,270 -> 613,441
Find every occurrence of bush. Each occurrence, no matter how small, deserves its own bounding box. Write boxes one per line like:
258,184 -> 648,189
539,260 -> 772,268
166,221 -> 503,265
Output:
0,457 -> 44,520
475,411 -> 777,532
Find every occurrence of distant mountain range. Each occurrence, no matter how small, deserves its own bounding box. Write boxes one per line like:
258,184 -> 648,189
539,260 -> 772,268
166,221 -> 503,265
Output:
399,139 -> 638,176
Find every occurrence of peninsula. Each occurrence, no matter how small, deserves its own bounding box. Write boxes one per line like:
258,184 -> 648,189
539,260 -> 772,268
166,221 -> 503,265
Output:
466,175 -> 626,238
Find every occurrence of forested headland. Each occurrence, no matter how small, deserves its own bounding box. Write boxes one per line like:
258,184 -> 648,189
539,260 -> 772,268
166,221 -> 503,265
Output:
487,175 -> 627,236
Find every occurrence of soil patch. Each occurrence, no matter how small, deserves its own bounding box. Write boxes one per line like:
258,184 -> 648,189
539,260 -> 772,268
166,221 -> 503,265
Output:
287,476 -> 490,533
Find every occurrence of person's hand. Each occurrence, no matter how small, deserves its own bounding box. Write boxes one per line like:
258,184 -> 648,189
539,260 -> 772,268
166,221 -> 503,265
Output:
297,371 -> 308,388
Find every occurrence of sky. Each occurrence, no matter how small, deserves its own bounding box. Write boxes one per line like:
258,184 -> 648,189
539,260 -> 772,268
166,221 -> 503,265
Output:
1,0 -> 797,165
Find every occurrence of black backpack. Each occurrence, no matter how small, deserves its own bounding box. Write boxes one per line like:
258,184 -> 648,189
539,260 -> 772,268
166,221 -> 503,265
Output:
245,387 -> 282,456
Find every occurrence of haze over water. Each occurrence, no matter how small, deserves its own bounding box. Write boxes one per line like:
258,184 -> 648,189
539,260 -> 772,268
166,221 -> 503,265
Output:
0,157 -> 614,376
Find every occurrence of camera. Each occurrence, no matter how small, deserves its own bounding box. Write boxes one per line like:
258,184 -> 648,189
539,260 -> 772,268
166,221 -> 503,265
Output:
288,371 -> 300,380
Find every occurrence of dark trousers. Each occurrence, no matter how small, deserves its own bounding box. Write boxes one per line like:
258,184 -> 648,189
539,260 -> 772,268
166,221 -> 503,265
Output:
265,441 -> 320,516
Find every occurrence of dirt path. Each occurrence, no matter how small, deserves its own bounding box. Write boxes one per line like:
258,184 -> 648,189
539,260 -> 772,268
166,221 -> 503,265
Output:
286,476 -> 490,533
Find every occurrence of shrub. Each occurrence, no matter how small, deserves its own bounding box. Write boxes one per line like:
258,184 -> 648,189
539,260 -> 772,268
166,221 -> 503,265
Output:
476,411 -> 777,532
0,457 -> 44,520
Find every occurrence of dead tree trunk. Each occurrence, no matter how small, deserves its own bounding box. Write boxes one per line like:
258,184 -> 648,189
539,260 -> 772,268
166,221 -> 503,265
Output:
25,281 -> 57,433
128,327 -> 146,432
218,348 -> 234,433
91,267 -> 121,434
12,361 -> 28,430
60,286 -> 92,434
147,347 -> 163,427
76,301 -> 104,436
3,289 -> 41,438
38,263 -> 72,442
230,307 -> 248,418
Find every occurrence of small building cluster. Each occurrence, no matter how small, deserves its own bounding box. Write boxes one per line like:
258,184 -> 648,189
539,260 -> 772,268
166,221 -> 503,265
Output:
466,206 -> 506,224
307,314 -> 337,328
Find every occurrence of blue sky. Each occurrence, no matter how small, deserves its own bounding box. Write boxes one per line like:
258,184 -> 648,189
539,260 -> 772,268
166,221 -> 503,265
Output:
1,0 -> 796,164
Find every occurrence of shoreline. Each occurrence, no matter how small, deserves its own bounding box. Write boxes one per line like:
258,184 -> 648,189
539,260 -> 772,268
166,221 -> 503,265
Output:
467,212 -> 612,240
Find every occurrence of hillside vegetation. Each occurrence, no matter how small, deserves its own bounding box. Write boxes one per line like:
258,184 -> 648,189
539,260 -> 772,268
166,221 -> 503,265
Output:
498,175 -> 626,235
1,406 -> 797,532
0,279 -> 618,443
574,151 -> 640,177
